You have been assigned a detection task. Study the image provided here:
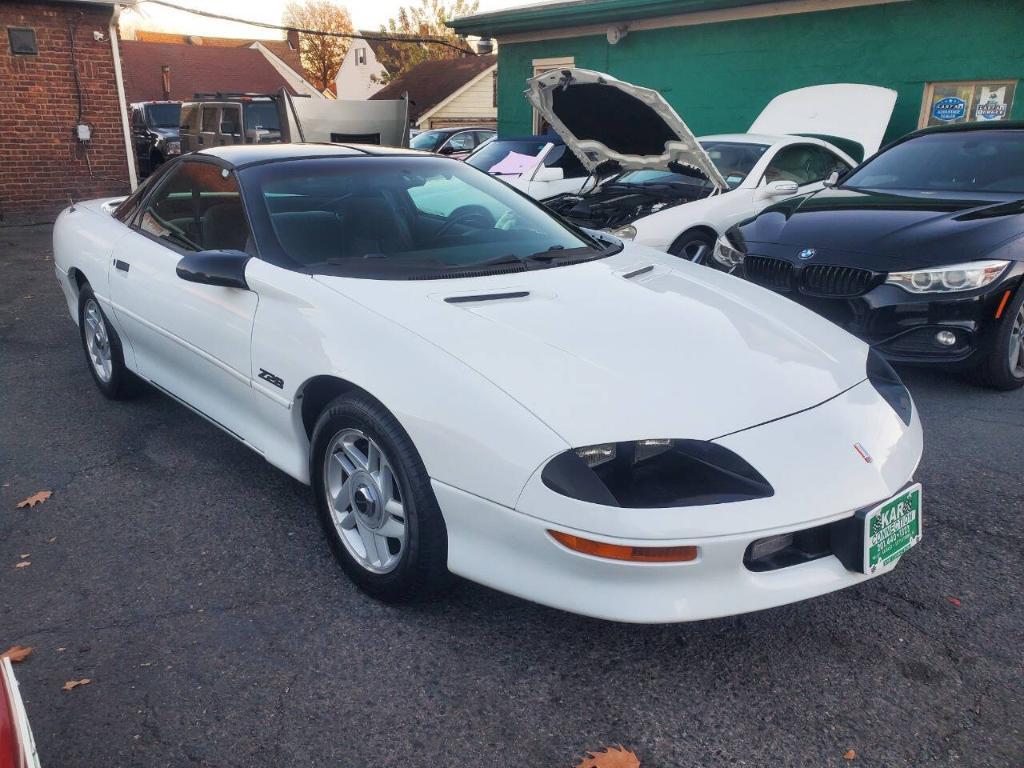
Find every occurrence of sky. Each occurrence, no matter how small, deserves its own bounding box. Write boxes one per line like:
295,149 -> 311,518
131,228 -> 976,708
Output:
122,0 -> 527,39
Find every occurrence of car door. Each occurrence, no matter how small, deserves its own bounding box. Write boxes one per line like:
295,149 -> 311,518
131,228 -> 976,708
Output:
755,143 -> 851,212
108,158 -> 260,443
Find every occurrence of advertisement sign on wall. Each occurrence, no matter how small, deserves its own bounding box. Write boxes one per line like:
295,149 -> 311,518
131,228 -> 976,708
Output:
920,80 -> 1017,128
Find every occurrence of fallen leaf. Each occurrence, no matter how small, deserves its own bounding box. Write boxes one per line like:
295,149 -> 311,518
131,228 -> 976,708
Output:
946,596 -> 962,607
62,678 -> 92,692
19,553 -> 29,559
47,537 -> 57,544
16,491 -> 52,509
14,561 -> 30,569
844,749 -> 857,761
55,647 -> 66,653
1,646 -> 33,663
574,746 -> 641,768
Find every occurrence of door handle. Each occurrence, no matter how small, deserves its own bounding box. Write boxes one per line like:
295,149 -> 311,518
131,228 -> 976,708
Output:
114,259 -> 130,273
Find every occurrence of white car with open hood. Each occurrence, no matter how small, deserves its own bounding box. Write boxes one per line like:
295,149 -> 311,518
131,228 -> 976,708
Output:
52,143 -> 923,623
532,69 -> 896,263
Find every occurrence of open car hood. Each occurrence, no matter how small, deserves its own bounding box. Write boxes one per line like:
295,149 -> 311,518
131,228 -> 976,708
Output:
749,84 -> 897,160
525,68 -> 726,188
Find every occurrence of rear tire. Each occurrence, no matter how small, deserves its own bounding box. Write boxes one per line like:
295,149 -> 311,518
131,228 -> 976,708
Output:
669,229 -> 716,263
978,287 -> 1024,390
78,285 -> 135,399
310,392 -> 451,602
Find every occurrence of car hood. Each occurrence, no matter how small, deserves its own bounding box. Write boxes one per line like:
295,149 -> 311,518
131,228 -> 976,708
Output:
525,68 -> 726,189
739,187 -> 1024,269
315,247 -> 868,447
153,127 -> 179,139
749,84 -> 897,160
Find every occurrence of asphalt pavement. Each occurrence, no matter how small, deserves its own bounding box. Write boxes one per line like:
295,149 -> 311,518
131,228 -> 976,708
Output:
1,222 -> 1021,768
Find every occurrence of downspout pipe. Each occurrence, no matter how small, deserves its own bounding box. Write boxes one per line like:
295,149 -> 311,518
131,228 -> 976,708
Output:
109,4 -> 138,191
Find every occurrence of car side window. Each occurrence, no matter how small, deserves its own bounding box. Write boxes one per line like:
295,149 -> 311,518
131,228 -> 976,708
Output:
138,161 -> 252,253
764,145 -> 851,186
201,107 -> 219,133
543,144 -> 588,179
132,108 -> 145,130
445,132 -> 476,152
221,106 -> 241,136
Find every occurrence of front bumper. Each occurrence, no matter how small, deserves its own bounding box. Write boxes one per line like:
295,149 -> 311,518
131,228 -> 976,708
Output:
741,263 -> 1023,368
438,381 -> 923,623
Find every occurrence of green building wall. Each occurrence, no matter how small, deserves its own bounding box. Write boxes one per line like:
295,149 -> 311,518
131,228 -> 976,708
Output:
495,0 -> 1024,144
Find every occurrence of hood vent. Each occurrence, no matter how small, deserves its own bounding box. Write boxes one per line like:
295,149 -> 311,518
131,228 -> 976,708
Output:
622,265 -> 654,280
445,291 -> 530,304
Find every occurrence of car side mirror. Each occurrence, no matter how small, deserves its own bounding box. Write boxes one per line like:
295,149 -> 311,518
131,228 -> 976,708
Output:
176,249 -> 251,289
823,170 -> 840,188
532,166 -> 564,182
438,144 -> 456,155
762,180 -> 800,198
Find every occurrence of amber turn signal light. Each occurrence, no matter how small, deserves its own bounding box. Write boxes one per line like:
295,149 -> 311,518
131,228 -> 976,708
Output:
548,530 -> 698,563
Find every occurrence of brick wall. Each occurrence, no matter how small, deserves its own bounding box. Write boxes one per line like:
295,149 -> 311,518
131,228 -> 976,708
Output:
1,2 -> 131,223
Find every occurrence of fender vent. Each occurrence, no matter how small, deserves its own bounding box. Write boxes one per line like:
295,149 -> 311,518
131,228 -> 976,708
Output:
622,265 -> 654,279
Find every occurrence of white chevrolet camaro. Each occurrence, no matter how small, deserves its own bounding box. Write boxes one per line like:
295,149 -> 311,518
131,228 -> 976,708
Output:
53,143 -> 923,623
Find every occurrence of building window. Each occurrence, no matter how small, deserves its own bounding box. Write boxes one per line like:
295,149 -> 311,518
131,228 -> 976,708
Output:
355,47 -> 367,66
919,80 -> 1017,128
8,27 -> 38,55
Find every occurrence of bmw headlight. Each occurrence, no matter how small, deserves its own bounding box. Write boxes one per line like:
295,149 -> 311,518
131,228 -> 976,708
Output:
607,224 -> 636,240
885,260 -> 1008,294
711,233 -> 745,271
543,439 -> 774,508
166,140 -> 181,155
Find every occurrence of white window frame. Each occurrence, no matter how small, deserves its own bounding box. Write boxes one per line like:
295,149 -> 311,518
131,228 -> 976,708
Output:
531,57 -> 574,133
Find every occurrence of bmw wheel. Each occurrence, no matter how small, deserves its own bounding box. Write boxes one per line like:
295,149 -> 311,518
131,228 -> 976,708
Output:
980,288 -> 1024,390
78,285 -> 134,399
310,392 -> 451,601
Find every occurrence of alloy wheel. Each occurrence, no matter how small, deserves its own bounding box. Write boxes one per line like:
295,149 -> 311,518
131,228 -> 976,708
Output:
83,298 -> 113,383
1010,303 -> 1024,378
323,428 -> 406,574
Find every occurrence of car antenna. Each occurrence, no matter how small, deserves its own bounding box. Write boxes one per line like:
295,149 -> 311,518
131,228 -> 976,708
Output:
68,195 -> 76,212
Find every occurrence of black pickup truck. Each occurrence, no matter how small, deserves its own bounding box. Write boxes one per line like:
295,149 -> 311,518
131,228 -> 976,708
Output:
130,101 -> 182,177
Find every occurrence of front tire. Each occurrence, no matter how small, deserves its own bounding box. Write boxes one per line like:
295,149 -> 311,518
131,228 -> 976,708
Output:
310,392 -> 451,602
669,229 -> 716,262
78,285 -> 134,399
978,287 -> 1024,390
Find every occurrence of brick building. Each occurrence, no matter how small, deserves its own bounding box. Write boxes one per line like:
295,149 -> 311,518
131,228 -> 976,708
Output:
1,0 -> 134,224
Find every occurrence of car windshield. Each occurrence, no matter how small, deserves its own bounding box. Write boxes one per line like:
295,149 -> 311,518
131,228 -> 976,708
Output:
409,131 -> 447,152
611,141 -> 769,190
145,103 -> 181,129
843,130 -> 1024,194
241,156 -> 609,279
244,102 -> 280,132
466,139 -> 550,175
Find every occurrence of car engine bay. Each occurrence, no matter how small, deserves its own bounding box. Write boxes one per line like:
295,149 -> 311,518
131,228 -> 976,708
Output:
544,180 -> 714,229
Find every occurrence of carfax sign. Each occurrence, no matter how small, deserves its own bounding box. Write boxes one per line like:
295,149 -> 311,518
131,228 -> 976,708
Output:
921,81 -> 1017,128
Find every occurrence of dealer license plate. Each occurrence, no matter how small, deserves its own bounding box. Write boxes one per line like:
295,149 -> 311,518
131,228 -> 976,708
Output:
863,484 -> 922,574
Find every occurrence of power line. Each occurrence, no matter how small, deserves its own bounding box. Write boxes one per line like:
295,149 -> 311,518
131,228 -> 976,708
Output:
134,0 -> 477,56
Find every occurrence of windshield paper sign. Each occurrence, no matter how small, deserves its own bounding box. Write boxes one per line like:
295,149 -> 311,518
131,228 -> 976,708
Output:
975,86 -> 1009,121
932,96 -> 966,122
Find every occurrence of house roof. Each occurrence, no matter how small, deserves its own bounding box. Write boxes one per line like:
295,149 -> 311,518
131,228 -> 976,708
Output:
370,54 -> 496,121
133,31 -> 305,80
448,0 -> 780,35
120,41 -> 300,102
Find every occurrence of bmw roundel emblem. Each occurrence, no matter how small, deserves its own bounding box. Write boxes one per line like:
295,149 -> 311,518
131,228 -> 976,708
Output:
798,248 -> 817,260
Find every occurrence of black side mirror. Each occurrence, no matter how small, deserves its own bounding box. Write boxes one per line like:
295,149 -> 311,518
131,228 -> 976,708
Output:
176,249 -> 251,289
438,144 -> 455,155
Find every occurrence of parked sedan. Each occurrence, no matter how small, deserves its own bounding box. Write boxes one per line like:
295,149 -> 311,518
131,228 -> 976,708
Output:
533,69 -> 895,260
53,144 -> 922,623
723,122 -> 1024,390
409,126 -> 495,159
465,134 -> 591,198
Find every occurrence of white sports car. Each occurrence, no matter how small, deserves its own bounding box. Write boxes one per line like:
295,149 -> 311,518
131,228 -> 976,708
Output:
535,69 -> 896,262
53,143 -> 923,623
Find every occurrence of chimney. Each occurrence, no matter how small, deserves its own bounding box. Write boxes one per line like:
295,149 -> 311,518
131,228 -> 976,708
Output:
161,65 -> 171,100
287,28 -> 299,50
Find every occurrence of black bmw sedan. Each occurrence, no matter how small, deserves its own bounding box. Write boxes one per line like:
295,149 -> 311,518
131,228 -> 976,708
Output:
714,122 -> 1024,389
